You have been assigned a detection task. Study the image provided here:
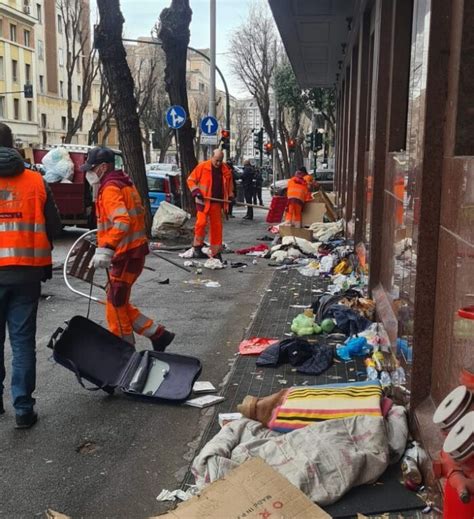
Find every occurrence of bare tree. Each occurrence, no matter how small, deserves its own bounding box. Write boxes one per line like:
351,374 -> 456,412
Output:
229,2 -> 278,146
158,0 -> 198,213
88,70 -> 114,145
58,0 -> 99,143
95,0 -> 152,233
232,107 -> 251,164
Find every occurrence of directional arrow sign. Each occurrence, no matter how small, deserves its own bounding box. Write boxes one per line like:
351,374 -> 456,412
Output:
200,115 -> 218,135
166,105 -> 187,129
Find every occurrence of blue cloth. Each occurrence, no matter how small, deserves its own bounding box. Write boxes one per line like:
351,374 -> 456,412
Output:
0,282 -> 40,415
336,336 -> 371,361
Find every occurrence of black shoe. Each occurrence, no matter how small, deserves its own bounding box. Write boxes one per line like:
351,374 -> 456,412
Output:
15,411 -> 38,429
0,397 -> 4,415
213,253 -> 223,262
151,330 -> 175,352
192,247 -> 208,259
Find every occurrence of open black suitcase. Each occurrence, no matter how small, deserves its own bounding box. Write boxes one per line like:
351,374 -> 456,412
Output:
47,315 -> 202,403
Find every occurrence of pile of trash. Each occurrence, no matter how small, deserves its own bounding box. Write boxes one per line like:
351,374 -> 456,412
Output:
41,147 -> 74,183
151,201 -> 194,242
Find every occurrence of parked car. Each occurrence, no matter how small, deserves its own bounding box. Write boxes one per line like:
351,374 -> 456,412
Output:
146,163 -> 180,174
146,170 -> 182,215
31,144 -> 123,229
269,169 -> 335,197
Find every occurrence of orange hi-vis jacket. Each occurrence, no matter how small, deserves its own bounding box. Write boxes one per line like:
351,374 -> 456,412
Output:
287,176 -> 311,205
96,172 -> 148,260
187,159 -> 234,213
0,168 -> 52,267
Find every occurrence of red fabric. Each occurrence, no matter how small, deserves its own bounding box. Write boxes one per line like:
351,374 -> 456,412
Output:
235,244 -> 269,255
266,196 -> 288,224
239,337 -> 279,356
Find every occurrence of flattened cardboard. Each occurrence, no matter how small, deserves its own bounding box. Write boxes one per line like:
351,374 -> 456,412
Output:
302,201 -> 326,226
162,457 -> 331,519
279,225 -> 313,241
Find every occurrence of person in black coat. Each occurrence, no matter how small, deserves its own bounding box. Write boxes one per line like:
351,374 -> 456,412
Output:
241,159 -> 255,220
253,167 -> 264,206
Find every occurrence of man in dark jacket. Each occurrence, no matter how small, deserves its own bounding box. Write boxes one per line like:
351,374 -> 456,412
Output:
253,167 -> 264,206
0,123 -> 61,428
241,159 -> 254,220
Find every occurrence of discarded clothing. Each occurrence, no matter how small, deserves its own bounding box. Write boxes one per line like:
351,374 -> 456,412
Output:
325,305 -> 371,336
191,406 -> 407,505
235,244 -> 269,255
312,289 -> 363,322
256,338 -> 333,375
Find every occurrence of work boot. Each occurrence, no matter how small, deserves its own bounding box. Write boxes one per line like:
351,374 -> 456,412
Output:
15,410 -> 38,429
213,253 -> 223,262
151,328 -> 175,352
192,246 -> 208,259
0,397 -> 4,415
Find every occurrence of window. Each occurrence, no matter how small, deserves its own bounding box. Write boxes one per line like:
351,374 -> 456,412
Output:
36,3 -> 42,24
10,24 -> 17,42
39,74 -> 44,93
57,14 -> 62,33
27,101 -> 33,121
77,57 -> 81,73
13,98 -> 20,120
61,116 -> 66,130
77,85 -> 81,101
25,63 -> 31,83
59,80 -> 64,97
0,57 -> 3,81
58,48 -> 64,66
37,39 -> 44,60
199,82 -> 204,92
41,113 -> 47,128
12,60 -> 18,82
0,97 -> 5,118
24,30 -> 31,47
0,19 -> 2,38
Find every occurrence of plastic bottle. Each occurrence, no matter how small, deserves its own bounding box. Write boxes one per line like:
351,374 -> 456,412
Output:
380,371 -> 392,387
366,366 -> 378,380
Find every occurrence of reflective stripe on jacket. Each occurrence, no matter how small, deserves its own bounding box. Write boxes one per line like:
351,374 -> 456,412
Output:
96,182 -> 148,259
0,168 -> 52,267
287,176 -> 311,204
187,160 -> 234,213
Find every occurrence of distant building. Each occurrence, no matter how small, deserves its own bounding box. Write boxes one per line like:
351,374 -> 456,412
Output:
0,0 -> 38,146
238,97 -> 275,161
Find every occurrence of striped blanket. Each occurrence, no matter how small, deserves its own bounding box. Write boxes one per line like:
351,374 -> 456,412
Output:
268,380 -> 383,432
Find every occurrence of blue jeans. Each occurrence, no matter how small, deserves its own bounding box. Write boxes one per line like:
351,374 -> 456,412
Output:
0,282 -> 40,415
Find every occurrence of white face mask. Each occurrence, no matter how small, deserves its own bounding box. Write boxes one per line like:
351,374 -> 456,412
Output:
86,171 -> 100,185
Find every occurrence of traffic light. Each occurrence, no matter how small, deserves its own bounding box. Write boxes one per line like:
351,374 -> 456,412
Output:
264,142 -> 273,156
24,84 -> 33,98
304,132 -> 314,149
220,129 -> 230,151
253,128 -> 263,151
314,131 -> 323,150
287,138 -> 296,153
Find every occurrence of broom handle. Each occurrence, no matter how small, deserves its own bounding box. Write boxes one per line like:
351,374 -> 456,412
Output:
204,196 -> 270,211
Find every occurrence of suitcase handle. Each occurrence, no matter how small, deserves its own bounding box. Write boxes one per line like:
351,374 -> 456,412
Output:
47,326 -> 65,350
63,356 -> 110,392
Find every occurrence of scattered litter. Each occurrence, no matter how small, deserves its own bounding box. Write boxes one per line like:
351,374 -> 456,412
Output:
204,281 -> 221,288
179,247 -> 195,259
230,262 -> 247,268
278,379 -> 288,385
204,258 -> 225,270
290,304 -> 309,309
238,337 -> 279,356
192,381 -> 217,394
158,278 -> 170,285
156,488 -> 196,502
184,395 -> 225,408
76,441 -> 98,455
218,413 -> 243,428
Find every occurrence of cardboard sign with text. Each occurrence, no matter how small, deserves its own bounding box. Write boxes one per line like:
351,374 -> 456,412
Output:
162,457 -> 331,519
278,225 -> 314,241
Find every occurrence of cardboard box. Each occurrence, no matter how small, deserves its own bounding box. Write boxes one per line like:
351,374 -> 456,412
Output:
162,457 -> 331,519
302,201 -> 326,226
279,225 -> 313,241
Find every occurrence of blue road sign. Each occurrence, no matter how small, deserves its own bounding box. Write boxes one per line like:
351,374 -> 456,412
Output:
200,115 -> 218,135
166,105 -> 187,129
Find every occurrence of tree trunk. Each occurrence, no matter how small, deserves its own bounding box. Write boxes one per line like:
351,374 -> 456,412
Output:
95,0 -> 152,234
158,0 -> 197,214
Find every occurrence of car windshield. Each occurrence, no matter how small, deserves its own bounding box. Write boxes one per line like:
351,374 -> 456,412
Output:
147,176 -> 166,192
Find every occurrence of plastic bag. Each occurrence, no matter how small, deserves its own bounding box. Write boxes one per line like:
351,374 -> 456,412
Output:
336,336 -> 371,361
42,147 -> 74,183
291,311 -> 315,336
152,201 -> 190,238
238,337 -> 278,356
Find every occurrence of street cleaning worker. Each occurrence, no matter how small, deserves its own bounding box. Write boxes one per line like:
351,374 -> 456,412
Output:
80,146 -> 174,351
187,149 -> 234,261
283,168 -> 312,228
0,122 -> 61,429
300,166 -> 318,193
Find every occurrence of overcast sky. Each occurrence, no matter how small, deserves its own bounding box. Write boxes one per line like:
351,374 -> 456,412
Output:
92,0 -> 254,98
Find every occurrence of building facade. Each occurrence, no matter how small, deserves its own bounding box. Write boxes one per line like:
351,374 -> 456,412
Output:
270,0 -> 474,469
0,0 -> 38,146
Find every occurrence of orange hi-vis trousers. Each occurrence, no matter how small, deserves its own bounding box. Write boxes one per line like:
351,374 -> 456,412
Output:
106,256 -> 161,344
193,202 -> 223,256
284,201 -> 303,228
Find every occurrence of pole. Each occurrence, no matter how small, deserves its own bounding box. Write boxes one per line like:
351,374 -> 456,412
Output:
209,0 -> 216,118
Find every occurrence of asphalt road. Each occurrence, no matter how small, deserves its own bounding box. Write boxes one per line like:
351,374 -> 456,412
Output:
0,200 -> 274,518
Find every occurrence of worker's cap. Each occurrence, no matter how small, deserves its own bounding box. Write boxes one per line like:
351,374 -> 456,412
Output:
80,146 -> 115,172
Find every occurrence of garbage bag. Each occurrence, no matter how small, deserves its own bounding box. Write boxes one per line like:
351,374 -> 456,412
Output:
42,147 -> 74,183
151,201 -> 191,239
290,312 -> 315,336
336,336 -> 371,361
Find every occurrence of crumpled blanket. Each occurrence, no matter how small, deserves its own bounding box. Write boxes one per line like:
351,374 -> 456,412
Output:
191,406 -> 407,506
